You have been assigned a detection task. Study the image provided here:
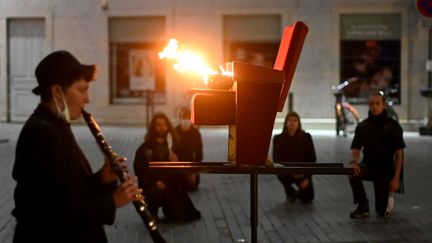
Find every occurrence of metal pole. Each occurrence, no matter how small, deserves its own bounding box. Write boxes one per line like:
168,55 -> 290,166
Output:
150,90 -> 155,118
250,173 -> 258,243
288,92 -> 293,112
429,28 -> 432,88
420,28 -> 432,135
146,90 -> 150,127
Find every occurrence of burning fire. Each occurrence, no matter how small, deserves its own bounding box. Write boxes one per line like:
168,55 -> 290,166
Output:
158,38 -> 232,85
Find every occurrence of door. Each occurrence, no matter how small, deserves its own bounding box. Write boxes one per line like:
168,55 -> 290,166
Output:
8,18 -> 45,121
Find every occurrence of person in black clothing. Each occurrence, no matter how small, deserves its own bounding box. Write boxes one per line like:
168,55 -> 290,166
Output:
175,108 -> 203,191
134,112 -> 201,222
349,91 -> 405,218
12,50 -> 141,243
272,111 -> 316,203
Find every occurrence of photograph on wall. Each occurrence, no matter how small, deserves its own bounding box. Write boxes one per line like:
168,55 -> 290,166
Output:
340,13 -> 401,104
110,42 -> 166,101
129,49 -> 156,91
341,40 -> 401,102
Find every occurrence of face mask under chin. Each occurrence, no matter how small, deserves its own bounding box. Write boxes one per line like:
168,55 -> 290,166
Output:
180,119 -> 192,130
53,89 -> 71,122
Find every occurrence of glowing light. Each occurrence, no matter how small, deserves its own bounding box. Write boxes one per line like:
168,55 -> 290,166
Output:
159,38 -> 232,84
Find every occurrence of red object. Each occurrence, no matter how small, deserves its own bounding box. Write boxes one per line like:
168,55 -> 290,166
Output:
191,21 -> 309,165
233,62 -> 284,164
274,21 -> 309,111
417,0 -> 432,17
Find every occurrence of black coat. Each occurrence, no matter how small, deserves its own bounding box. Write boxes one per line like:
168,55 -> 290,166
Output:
133,140 -> 200,221
12,104 -> 116,243
175,125 -> 203,162
351,110 -> 406,178
272,130 -> 317,202
272,131 -> 316,163
133,140 -> 174,190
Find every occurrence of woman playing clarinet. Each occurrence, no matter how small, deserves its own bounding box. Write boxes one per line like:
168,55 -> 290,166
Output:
11,50 -> 141,243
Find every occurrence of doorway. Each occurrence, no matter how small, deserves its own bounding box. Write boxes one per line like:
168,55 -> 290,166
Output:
8,18 -> 45,121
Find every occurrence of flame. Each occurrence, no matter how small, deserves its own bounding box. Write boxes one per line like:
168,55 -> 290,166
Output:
159,38 -> 232,84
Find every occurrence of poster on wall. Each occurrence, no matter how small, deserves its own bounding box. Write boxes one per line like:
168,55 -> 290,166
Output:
129,49 -> 156,91
110,42 -> 166,104
340,13 -> 401,104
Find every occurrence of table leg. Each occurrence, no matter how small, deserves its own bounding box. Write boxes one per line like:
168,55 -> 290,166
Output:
250,173 -> 258,243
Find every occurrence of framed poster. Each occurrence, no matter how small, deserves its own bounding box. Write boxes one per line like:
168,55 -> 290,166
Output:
340,13 -> 401,104
108,16 -> 166,104
110,42 -> 166,103
129,49 -> 156,91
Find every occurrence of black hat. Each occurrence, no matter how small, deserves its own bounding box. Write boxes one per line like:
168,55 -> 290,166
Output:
32,50 -> 96,95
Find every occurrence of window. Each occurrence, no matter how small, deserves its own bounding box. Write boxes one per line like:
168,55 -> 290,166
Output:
223,15 -> 281,68
340,13 -> 401,104
109,17 -> 166,104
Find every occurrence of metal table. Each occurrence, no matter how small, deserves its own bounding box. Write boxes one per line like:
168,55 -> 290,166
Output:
148,161 -> 354,243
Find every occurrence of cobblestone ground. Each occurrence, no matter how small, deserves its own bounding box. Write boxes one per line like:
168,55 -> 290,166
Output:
1,124 -> 432,243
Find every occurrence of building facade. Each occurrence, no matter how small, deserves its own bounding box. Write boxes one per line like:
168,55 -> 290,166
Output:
0,0 -> 429,128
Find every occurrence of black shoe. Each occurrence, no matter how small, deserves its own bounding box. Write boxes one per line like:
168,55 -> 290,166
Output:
350,204 -> 369,219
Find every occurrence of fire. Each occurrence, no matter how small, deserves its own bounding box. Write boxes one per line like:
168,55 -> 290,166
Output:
158,38 -> 232,84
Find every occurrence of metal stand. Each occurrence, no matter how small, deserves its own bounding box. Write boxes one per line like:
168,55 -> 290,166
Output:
250,173 -> 258,243
148,162 -> 353,243
420,28 -> 432,136
145,90 -> 155,127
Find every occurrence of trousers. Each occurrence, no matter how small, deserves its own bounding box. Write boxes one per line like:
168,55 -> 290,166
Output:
349,162 -> 391,216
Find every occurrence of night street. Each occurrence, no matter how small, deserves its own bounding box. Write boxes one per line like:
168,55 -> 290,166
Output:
1,124 -> 432,242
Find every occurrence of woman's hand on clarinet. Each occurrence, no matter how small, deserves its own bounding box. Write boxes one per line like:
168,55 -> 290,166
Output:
101,156 -> 128,183
113,176 -> 143,208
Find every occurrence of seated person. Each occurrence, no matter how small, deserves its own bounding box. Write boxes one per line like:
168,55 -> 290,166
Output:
175,108 -> 203,191
134,112 -> 201,222
273,112 -> 316,203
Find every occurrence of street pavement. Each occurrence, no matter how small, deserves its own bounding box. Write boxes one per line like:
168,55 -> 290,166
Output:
1,123 -> 432,243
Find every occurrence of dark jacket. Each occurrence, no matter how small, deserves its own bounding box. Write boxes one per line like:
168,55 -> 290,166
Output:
133,140 -> 201,221
273,131 -> 316,163
273,130 -> 316,177
351,110 -> 406,178
134,140 -> 174,190
175,125 -> 203,162
133,138 -> 186,189
12,104 -> 116,243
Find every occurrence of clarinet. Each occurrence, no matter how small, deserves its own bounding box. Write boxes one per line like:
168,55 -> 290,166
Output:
82,110 -> 167,243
